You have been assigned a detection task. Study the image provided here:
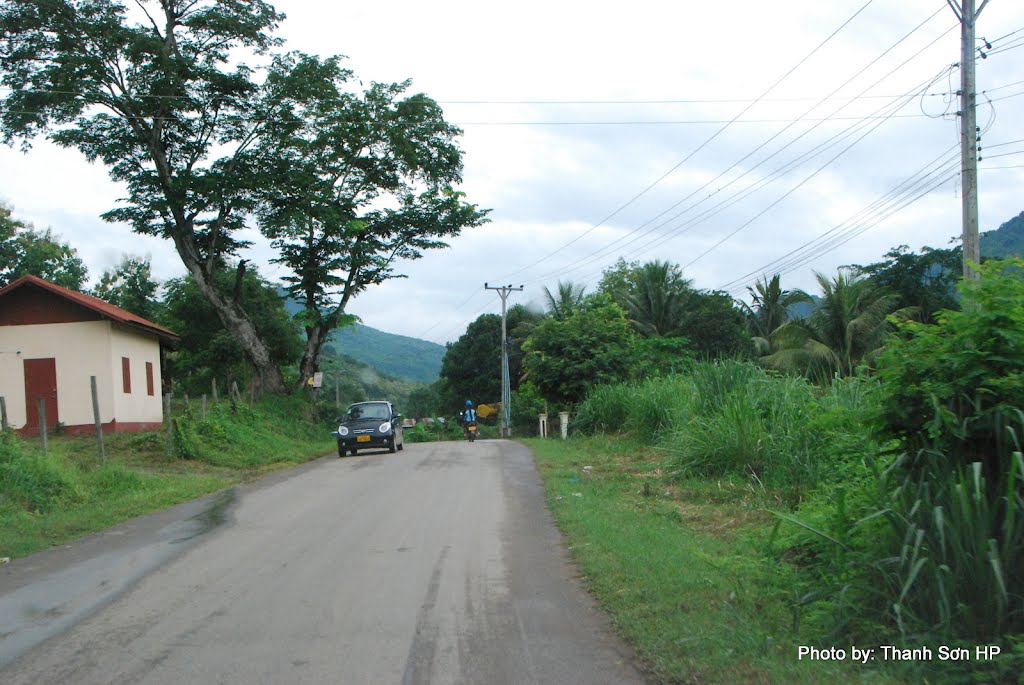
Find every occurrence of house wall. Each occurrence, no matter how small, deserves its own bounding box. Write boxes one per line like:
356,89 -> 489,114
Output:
109,323 -> 164,426
0,321 -> 163,432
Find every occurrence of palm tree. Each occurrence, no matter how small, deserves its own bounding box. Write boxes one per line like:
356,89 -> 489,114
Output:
542,280 -> 587,320
619,260 -> 693,337
737,274 -> 812,354
763,269 -> 904,380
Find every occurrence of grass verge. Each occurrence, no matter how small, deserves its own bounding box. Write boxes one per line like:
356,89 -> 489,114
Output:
523,435 -> 906,685
0,396 -> 333,559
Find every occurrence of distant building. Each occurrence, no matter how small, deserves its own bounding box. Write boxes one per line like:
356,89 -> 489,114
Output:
0,275 -> 179,436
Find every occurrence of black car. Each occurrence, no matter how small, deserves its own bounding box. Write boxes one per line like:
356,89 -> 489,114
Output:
333,401 -> 404,457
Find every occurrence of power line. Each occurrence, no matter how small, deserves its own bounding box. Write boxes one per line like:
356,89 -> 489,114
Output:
527,28 -> 958,286
487,0 -> 879,282
717,145 -> 961,293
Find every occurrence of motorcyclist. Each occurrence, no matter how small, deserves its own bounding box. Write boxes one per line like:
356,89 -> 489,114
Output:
462,400 -> 477,439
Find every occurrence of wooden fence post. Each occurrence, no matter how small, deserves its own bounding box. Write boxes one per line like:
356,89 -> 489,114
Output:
38,398 -> 47,452
201,394 -> 207,420
212,378 -> 218,402
164,392 -> 173,457
91,376 -> 105,463
0,396 -> 7,431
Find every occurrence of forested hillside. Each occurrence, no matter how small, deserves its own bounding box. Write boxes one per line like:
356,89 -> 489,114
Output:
981,209 -> 1024,258
327,325 -> 444,384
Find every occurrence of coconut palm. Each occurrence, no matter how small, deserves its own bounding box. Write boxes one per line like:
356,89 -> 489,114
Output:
542,280 -> 587,320
619,260 -> 693,337
737,274 -> 812,354
763,269 -> 904,380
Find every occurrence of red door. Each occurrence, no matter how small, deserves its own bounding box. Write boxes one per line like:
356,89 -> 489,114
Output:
24,358 -> 59,434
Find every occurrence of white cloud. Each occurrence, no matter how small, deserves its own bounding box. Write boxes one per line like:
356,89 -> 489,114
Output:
1,0 -> 1022,346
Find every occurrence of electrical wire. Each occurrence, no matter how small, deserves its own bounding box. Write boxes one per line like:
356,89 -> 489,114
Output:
484,0 -> 880,282
716,145 -> 961,293
530,39 -> 958,286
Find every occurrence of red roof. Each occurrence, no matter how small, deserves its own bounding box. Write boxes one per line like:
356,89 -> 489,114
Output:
0,274 -> 179,344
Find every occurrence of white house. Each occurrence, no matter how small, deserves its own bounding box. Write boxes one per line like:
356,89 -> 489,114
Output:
0,275 -> 179,436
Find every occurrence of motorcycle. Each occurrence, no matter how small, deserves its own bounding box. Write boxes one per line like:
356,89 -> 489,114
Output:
464,421 -> 478,442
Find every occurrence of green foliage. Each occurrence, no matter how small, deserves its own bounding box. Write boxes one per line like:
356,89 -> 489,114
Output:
159,266 -> 303,395
245,52 -> 488,383
852,244 -> 961,325
678,289 -> 753,359
0,431 -> 82,513
542,280 -> 587,320
630,336 -> 696,377
765,269 -> 901,380
510,381 -> 547,435
0,0 -> 295,390
980,209 -> 1024,259
523,294 -> 636,407
328,324 -> 445,384
607,259 -> 693,337
738,274 -> 813,351
0,204 -> 88,289
92,255 -> 160,320
875,259 -> 1024,480
439,305 -> 541,411
574,361 -> 881,501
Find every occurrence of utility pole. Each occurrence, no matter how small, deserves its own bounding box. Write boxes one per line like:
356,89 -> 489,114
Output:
484,283 -> 523,438
948,0 -> 988,280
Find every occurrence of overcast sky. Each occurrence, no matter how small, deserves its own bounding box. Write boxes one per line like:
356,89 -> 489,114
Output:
1,0 -> 1022,345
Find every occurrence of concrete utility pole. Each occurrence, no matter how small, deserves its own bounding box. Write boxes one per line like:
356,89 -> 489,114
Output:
484,283 -> 523,438
948,0 -> 988,280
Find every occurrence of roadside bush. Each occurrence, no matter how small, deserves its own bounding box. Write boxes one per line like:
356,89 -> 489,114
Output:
780,260 -> 1024,673
874,259 -> 1024,484
0,432 -> 83,513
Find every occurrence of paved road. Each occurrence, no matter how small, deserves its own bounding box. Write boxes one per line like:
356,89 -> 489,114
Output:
0,440 -> 650,684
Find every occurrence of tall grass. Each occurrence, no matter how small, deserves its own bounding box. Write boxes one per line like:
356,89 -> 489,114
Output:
574,360 -> 878,499
860,437 -> 1024,645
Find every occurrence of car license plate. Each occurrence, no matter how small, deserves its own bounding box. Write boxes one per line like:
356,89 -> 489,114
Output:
357,435 -> 371,443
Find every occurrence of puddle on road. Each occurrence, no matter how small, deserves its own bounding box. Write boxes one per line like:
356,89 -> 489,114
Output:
174,488 -> 237,542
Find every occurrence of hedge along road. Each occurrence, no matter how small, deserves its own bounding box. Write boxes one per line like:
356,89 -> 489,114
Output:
0,440 -> 650,684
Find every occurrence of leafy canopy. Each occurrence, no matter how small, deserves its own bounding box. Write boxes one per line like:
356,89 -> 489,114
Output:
523,294 -> 636,407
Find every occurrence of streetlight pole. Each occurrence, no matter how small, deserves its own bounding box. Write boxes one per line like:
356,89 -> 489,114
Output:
484,283 -> 523,437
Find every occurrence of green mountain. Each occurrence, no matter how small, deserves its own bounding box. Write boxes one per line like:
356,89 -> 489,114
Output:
325,324 -> 444,384
277,288 -> 445,383
320,352 -> 421,410
981,210 -> 1024,258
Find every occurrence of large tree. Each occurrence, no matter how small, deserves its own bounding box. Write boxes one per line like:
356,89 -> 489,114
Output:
0,0 -> 292,389
522,294 -> 636,407
159,265 -> 302,396
737,274 -> 812,354
438,304 -> 540,411
764,269 -> 902,380
851,244 -> 961,325
246,53 -> 488,387
92,255 -> 160,319
542,280 -> 586,320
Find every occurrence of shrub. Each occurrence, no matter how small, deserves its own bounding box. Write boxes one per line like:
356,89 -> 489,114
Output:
874,258 -> 1024,484
0,433 -> 83,513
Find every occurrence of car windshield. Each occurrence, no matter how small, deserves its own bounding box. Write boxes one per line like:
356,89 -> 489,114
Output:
346,403 -> 391,421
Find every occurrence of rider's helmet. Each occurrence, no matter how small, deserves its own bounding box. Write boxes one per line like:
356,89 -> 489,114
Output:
466,400 -> 474,406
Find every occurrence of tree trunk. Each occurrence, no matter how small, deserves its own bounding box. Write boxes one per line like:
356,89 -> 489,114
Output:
174,240 -> 287,394
297,323 -> 329,393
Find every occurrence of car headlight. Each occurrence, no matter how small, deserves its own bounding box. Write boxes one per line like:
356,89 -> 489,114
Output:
337,426 -> 349,436
378,422 -> 392,433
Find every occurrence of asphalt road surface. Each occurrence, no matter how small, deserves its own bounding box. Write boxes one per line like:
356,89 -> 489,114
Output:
0,440 -> 650,684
